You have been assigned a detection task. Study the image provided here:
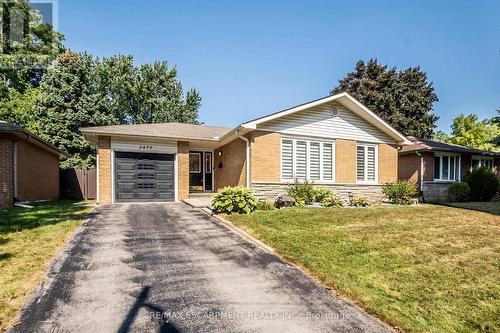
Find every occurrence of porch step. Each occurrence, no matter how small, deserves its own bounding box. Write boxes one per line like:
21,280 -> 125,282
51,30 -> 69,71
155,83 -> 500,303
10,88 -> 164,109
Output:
183,197 -> 213,208
189,192 -> 216,198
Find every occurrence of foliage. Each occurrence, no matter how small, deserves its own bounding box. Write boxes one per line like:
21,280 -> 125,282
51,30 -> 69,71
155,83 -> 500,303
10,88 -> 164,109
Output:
463,167 -> 500,202
432,130 -> 449,142
331,59 -> 439,138
382,181 -> 417,205
448,182 -> 470,203
445,114 -> 499,151
0,87 -> 39,131
256,200 -> 275,211
320,192 -> 345,208
311,187 -> 332,203
211,187 -> 257,214
31,52 -> 119,168
274,194 -> 295,209
349,196 -> 372,207
287,179 -> 316,205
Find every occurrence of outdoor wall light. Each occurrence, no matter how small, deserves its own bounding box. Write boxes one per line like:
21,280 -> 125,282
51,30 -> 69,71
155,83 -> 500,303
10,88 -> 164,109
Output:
218,151 -> 223,156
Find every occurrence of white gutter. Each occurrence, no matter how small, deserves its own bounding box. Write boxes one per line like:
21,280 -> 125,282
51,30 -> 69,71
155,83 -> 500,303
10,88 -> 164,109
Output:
236,130 -> 250,188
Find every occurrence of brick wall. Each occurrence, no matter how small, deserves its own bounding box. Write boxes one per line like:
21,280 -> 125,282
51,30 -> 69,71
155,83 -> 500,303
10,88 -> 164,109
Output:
250,131 -> 280,182
335,139 -> 356,183
0,135 -> 14,208
214,138 -> 246,190
378,144 -> 398,183
178,141 -> 190,200
398,153 -> 420,189
98,136 -> 112,204
15,139 -> 59,201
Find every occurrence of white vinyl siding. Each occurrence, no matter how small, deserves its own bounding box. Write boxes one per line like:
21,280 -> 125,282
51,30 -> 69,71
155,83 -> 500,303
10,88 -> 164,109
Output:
258,103 -> 395,144
281,138 -> 335,182
356,144 -> 378,183
434,154 -> 460,181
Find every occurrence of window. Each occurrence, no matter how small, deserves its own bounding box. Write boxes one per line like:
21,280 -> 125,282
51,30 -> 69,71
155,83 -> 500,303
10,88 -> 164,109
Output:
472,157 -> 494,170
189,153 -> 201,173
434,154 -> 460,181
281,138 -> 334,181
205,153 -> 212,174
356,144 -> 377,183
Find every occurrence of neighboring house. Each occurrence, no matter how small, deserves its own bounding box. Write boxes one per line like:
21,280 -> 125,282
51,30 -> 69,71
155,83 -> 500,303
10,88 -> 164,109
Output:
0,121 -> 67,208
81,93 -> 411,204
399,136 -> 500,201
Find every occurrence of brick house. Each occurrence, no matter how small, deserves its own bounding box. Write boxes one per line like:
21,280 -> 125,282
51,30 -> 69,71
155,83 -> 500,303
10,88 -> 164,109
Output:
399,136 -> 500,201
0,121 -> 67,208
81,93 -> 411,204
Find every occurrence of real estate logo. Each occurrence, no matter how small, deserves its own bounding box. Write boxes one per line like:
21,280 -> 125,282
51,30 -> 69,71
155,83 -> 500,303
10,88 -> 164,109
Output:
0,0 -> 59,69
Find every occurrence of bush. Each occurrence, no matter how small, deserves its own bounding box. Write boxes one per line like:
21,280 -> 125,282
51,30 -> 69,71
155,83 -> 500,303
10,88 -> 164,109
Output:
321,193 -> 345,208
382,181 -> 417,205
256,200 -> 275,211
448,182 -> 470,202
463,167 -> 499,202
312,187 -> 332,203
211,187 -> 257,214
287,179 -> 315,205
349,196 -> 372,207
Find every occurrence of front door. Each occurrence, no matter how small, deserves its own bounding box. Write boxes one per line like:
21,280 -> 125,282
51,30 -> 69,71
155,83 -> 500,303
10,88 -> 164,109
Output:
189,151 -> 213,192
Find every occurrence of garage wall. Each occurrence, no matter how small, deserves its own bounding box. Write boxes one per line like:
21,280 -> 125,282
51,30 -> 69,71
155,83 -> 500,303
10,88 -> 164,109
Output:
98,136 -> 112,204
0,134 -> 14,208
15,139 -> 60,201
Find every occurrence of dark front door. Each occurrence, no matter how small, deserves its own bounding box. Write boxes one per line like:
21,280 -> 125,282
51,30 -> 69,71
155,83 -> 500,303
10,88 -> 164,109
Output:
189,151 -> 213,192
115,152 -> 175,202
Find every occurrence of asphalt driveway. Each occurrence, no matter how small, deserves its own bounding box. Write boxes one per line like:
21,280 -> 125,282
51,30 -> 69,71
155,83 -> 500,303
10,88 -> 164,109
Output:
12,203 -> 391,333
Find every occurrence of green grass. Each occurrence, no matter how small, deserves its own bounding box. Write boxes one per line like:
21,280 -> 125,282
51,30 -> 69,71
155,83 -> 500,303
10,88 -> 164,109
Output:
228,205 -> 500,333
0,201 -> 93,332
445,201 -> 500,215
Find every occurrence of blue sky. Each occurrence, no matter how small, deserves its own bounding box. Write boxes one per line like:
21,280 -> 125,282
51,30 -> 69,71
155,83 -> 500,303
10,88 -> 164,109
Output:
59,0 -> 499,133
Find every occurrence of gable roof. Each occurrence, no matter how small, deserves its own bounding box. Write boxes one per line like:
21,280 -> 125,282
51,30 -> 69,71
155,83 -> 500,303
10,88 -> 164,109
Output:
81,122 -> 232,142
400,136 -> 499,156
0,121 -> 67,158
240,92 -> 412,145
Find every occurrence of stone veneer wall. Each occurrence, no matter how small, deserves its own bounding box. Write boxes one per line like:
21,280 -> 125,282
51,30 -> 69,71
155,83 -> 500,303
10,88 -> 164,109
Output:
422,181 -> 454,202
251,182 -> 385,203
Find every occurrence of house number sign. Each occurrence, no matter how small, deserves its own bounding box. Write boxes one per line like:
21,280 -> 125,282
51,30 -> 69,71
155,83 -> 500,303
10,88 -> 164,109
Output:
138,145 -> 153,150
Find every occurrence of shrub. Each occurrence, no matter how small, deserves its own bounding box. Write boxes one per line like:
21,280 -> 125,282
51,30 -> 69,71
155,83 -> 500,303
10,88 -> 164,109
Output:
321,193 -> 345,208
287,179 -> 315,205
312,188 -> 332,203
463,166 -> 499,202
349,196 -> 372,207
382,181 -> 417,205
256,200 -> 275,211
448,182 -> 470,202
211,187 -> 257,214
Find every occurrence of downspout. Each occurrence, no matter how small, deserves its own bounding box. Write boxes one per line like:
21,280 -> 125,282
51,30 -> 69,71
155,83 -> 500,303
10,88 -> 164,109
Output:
236,130 -> 250,188
415,151 -> 424,194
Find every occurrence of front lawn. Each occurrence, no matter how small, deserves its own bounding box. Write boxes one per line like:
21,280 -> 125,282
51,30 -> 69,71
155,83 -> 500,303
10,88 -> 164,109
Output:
445,201 -> 500,215
228,205 -> 500,333
0,201 -> 93,332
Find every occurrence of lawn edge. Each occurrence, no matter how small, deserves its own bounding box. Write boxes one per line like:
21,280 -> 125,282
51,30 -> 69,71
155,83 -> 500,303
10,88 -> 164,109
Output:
6,205 -> 98,332
200,208 -> 399,333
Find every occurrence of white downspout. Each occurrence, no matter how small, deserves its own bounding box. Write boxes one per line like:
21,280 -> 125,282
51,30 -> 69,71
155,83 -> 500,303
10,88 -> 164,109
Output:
416,151 -> 424,193
236,130 -> 250,188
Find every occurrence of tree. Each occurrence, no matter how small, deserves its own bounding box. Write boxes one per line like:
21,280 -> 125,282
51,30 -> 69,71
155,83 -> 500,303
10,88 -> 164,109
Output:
446,114 -> 499,151
0,86 -> 39,130
32,51 -> 118,168
331,59 -> 439,138
492,109 -> 500,146
433,130 -> 449,142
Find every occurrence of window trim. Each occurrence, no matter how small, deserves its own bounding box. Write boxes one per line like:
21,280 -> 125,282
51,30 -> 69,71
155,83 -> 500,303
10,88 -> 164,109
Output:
355,143 -> 378,184
189,152 -> 202,173
280,136 -> 336,183
433,153 -> 461,181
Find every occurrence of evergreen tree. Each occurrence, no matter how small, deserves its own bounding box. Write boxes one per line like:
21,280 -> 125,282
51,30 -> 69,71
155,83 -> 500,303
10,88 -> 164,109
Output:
331,59 -> 439,138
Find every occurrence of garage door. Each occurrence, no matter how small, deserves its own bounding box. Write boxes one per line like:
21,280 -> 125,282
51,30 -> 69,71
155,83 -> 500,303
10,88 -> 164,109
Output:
114,152 -> 175,202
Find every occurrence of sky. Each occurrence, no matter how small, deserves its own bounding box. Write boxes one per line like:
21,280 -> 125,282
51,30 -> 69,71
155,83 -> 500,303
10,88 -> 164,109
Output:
58,0 -> 499,133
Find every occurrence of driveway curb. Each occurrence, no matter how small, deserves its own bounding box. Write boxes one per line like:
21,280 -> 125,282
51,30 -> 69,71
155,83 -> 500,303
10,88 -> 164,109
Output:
7,205 -> 99,332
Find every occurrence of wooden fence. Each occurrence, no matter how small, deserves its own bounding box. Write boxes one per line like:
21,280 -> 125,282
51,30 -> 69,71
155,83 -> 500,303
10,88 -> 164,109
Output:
60,168 -> 97,200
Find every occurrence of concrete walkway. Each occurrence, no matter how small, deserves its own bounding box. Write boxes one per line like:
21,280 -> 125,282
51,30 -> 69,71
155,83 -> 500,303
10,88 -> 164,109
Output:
11,203 -> 391,333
